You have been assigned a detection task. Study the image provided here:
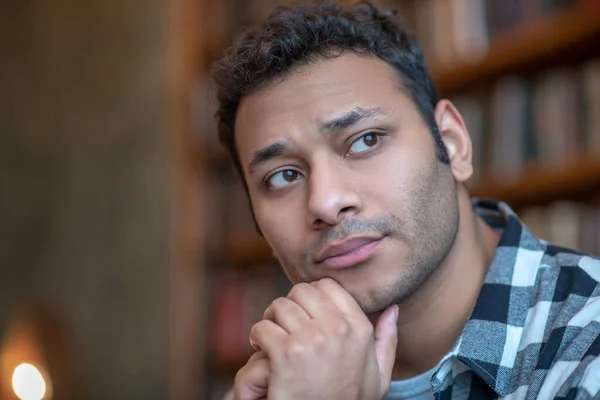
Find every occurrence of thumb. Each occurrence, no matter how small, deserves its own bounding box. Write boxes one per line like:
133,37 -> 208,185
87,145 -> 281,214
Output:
234,351 -> 270,400
374,304 -> 399,392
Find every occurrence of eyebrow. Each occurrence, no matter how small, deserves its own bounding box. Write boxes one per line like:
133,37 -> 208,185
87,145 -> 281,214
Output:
249,141 -> 288,172
320,107 -> 387,133
247,107 -> 387,172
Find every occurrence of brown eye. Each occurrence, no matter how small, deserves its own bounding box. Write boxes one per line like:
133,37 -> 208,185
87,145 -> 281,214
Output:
363,133 -> 378,146
348,132 -> 380,155
266,169 -> 302,189
283,170 -> 298,182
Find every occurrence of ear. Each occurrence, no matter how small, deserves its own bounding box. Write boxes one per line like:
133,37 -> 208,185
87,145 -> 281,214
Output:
434,99 -> 473,183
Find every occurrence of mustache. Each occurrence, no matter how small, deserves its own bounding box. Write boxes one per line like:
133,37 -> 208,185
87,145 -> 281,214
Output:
301,213 -> 401,262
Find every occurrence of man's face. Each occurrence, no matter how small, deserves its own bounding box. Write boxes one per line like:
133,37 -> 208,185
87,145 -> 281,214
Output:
235,53 -> 460,314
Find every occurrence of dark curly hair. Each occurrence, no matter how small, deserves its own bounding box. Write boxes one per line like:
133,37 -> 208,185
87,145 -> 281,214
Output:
212,0 -> 450,181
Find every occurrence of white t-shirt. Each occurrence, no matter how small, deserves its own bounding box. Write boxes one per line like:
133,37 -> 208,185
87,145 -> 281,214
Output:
222,366 -> 437,400
383,366 -> 436,400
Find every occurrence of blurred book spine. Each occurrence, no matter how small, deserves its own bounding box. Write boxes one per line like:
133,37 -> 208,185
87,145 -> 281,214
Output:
412,0 -> 579,64
212,265 -> 292,369
453,57 -> 600,185
520,201 -> 600,255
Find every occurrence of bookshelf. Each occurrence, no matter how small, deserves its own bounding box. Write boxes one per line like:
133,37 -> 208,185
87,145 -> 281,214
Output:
470,155 -> 600,209
226,234 -> 273,265
432,2 -> 600,96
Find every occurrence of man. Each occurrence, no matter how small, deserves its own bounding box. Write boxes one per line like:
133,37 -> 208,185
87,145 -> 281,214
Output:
212,1 -> 600,399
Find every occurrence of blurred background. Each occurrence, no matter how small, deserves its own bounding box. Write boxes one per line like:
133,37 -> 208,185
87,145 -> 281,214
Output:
1,0 -> 599,399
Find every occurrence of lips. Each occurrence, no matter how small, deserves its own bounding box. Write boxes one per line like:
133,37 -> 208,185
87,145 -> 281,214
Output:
316,236 -> 383,269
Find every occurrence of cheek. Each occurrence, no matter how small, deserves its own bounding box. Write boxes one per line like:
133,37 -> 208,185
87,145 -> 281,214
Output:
359,150 -> 438,236
364,130 -> 435,191
255,198 -> 304,251
360,155 -> 422,207
259,206 -> 308,284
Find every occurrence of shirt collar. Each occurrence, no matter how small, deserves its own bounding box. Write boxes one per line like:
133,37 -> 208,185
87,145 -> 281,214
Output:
432,199 -> 546,397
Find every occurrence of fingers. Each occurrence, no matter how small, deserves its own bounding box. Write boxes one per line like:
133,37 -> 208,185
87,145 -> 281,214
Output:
247,349 -> 268,363
234,351 -> 270,400
245,279 -> 394,399
263,297 -> 311,334
374,304 -> 399,394
249,319 -> 287,357
310,278 -> 365,318
286,282 -> 340,319
285,278 -> 364,320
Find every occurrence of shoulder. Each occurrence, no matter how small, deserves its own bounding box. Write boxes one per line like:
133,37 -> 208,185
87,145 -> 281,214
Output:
531,248 -> 600,398
540,246 -> 600,302
532,245 -> 600,352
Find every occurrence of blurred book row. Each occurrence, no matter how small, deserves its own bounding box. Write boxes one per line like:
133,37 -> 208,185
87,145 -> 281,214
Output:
210,265 -> 291,368
236,0 -> 582,63
409,0 -> 579,64
521,201 -> 600,256
456,59 -> 600,185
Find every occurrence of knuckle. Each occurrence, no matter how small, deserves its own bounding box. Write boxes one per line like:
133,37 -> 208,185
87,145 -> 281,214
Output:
262,308 -> 270,321
271,296 -> 286,307
310,329 -> 327,347
289,282 -> 310,295
314,333 -> 327,349
316,277 -> 336,288
249,321 -> 260,336
287,283 -> 306,299
283,338 -> 305,358
264,297 -> 285,318
287,282 -> 310,300
311,279 -> 326,289
332,318 -> 352,337
310,278 -> 331,293
249,320 -> 266,340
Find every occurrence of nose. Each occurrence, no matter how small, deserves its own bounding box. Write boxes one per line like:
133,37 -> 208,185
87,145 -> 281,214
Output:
306,162 -> 362,229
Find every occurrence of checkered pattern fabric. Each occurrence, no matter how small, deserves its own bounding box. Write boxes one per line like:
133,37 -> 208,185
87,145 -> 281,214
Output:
427,199 -> 600,399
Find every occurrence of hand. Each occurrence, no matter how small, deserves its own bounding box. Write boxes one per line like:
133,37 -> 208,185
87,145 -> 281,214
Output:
248,278 -> 399,400
234,350 -> 269,400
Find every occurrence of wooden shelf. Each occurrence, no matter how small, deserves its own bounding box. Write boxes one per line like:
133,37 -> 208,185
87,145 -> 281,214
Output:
226,234 -> 273,265
470,155 -> 600,209
432,3 -> 600,96
225,155 -> 600,265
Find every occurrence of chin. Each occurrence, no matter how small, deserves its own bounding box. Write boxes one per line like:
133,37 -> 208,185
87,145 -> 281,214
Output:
344,283 -> 401,315
345,270 -> 429,315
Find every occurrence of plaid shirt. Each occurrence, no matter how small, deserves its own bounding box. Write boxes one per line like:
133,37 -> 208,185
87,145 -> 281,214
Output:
427,199 -> 600,399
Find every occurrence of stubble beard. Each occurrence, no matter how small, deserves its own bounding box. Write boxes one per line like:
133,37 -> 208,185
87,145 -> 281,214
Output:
277,211 -> 459,316
354,163 -> 461,315
353,226 -> 458,315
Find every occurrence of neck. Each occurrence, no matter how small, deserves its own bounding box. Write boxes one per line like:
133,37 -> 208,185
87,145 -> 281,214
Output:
391,190 -> 500,380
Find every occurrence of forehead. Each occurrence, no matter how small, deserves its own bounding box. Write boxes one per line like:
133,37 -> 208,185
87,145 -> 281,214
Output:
234,53 -> 412,166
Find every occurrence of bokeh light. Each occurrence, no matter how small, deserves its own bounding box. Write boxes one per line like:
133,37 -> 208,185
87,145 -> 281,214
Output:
12,363 -> 46,400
